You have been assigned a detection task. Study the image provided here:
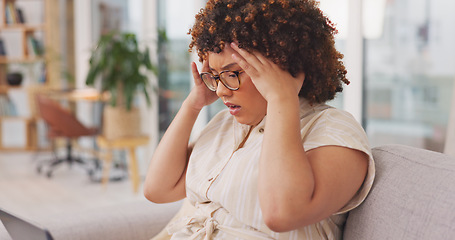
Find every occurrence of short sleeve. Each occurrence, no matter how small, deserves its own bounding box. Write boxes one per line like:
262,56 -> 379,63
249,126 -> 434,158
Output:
301,108 -> 376,214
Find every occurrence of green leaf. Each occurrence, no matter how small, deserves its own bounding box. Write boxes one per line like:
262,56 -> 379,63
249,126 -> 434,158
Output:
85,31 -> 157,110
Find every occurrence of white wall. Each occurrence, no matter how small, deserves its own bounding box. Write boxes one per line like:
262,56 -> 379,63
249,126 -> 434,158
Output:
343,0 -> 363,123
141,0 -> 159,165
74,0 -> 92,90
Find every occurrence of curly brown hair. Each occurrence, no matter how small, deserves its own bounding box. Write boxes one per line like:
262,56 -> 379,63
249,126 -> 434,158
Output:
188,0 -> 349,104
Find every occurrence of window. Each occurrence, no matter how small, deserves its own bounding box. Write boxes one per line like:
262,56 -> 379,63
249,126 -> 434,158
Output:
157,0 -> 194,137
319,0 -> 350,109
364,0 -> 455,151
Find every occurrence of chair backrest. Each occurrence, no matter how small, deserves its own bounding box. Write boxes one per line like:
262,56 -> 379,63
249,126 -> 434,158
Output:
36,95 -> 96,138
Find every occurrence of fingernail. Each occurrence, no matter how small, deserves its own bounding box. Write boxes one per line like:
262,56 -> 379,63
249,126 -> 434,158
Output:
231,42 -> 237,48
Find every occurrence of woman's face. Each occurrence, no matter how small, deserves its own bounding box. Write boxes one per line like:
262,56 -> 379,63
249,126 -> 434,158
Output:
208,45 -> 267,126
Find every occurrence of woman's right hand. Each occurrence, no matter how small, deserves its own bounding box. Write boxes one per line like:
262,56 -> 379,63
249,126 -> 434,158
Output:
146,62 -> 214,203
185,61 -> 219,111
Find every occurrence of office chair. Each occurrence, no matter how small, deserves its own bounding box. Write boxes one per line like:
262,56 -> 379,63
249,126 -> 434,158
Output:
35,94 -> 99,178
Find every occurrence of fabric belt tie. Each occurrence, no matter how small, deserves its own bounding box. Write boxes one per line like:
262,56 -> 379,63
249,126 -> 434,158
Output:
167,202 -> 275,240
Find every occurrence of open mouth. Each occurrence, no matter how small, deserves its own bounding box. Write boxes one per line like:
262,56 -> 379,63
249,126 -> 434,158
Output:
225,102 -> 241,115
225,102 -> 240,109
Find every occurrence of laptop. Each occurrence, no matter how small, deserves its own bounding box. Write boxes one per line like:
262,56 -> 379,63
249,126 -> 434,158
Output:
0,208 -> 54,240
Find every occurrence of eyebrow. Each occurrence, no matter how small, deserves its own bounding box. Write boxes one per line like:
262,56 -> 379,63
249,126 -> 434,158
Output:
209,63 -> 240,72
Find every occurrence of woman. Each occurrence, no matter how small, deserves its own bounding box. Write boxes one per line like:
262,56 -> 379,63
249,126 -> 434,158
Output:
144,0 -> 375,239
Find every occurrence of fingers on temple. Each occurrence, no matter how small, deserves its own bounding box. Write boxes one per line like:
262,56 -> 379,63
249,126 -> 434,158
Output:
201,60 -> 211,72
231,53 -> 248,70
230,43 -> 263,66
254,52 -> 271,65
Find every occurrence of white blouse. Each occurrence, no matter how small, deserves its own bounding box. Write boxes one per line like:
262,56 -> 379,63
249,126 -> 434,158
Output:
168,99 -> 375,240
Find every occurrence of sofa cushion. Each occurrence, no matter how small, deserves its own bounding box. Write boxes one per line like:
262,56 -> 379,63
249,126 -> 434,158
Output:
344,144 -> 455,240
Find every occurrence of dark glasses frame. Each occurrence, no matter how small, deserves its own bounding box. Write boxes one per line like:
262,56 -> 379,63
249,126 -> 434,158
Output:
200,70 -> 244,91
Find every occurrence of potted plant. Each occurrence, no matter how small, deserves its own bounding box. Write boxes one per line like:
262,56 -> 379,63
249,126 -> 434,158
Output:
86,31 -> 156,139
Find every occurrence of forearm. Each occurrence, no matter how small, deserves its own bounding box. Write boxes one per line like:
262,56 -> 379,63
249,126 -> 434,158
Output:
258,96 -> 316,230
144,99 -> 201,203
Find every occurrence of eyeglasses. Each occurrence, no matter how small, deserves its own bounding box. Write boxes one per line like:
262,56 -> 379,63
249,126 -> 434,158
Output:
200,70 -> 244,91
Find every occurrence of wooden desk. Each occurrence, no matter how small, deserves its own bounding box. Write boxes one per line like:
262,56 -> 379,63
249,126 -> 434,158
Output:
97,135 -> 149,193
46,88 -> 103,102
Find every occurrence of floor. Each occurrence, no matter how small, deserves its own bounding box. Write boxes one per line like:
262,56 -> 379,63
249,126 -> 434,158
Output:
0,150 -> 146,218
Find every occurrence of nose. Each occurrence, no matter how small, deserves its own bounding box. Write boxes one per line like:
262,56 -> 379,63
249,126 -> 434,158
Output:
216,80 -> 233,98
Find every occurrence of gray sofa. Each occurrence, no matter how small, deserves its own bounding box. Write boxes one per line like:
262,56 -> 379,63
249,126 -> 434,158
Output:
1,144 -> 454,239
344,144 -> 455,239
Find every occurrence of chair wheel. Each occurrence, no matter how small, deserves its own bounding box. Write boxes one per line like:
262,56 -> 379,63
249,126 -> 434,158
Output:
46,171 -> 53,178
37,166 -> 42,174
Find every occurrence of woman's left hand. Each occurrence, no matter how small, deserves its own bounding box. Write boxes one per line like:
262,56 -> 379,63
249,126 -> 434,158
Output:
230,42 -> 305,102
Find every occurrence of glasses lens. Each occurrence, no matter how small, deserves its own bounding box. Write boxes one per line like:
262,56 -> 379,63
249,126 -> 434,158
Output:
220,71 -> 240,90
201,73 -> 217,91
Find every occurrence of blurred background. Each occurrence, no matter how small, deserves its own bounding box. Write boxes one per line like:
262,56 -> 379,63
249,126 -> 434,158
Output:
0,0 -> 454,182
153,0 -> 455,153
0,0 -> 454,229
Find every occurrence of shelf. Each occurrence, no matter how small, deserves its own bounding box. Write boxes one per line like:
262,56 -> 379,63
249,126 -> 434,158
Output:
0,115 -> 34,121
0,24 -> 44,31
0,0 -> 46,64
0,85 -> 7,94
0,116 -> 38,151
0,84 -> 23,94
0,56 -> 44,64
0,146 -> 36,151
0,0 -> 49,151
